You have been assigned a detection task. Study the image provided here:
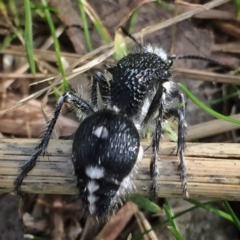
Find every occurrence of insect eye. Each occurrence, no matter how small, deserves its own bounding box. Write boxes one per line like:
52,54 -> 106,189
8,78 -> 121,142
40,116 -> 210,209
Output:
168,59 -> 173,67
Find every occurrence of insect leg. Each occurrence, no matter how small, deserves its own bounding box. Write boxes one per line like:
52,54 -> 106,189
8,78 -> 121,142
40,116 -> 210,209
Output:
91,72 -> 110,107
15,92 -> 94,195
166,90 -> 188,198
142,86 -> 165,199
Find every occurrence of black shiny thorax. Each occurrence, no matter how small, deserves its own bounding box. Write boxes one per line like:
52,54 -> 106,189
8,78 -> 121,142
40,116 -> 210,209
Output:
108,51 -> 172,118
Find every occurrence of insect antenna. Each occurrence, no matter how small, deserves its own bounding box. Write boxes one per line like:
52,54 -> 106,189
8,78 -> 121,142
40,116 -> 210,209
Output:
169,54 -> 222,65
120,27 -> 222,66
120,26 -> 143,49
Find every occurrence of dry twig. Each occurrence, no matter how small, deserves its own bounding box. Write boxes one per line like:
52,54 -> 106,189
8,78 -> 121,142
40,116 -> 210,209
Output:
0,139 -> 239,200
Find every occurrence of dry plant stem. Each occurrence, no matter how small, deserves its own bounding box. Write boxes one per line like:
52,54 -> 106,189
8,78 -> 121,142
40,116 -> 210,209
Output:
96,202 -> 136,240
174,68 -> 240,85
186,113 -> 240,141
213,42 -> 240,53
0,73 -> 56,79
0,48 -> 115,116
0,139 -> 240,200
134,0 -> 229,39
135,208 -> 159,240
175,5 -> 235,20
214,21 -> 240,40
1,47 -> 81,62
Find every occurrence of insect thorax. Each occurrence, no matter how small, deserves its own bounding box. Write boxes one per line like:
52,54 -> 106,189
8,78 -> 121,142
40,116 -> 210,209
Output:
108,51 -> 172,119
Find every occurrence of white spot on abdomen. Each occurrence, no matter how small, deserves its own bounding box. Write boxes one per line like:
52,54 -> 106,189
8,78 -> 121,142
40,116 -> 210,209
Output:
88,193 -> 98,214
93,126 -> 109,139
88,194 -> 97,204
86,166 -> 105,179
113,105 -> 120,112
87,180 -> 99,193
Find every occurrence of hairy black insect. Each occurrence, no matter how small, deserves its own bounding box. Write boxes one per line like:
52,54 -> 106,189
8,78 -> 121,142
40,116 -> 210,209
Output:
15,89 -> 142,217
15,27 -> 219,214
92,27 -> 220,199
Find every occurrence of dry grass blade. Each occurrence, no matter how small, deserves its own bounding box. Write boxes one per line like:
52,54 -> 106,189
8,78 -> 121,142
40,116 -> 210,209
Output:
212,42 -> 240,53
1,46 -> 81,62
96,202 -> 136,240
186,114 -> 240,141
0,47 -> 115,115
134,208 -> 158,240
1,139 -> 240,200
118,0 -> 155,27
174,68 -> 240,84
0,73 -> 55,79
133,0 -> 229,39
214,21 -> 240,40
194,9 -> 236,20
1,26 -> 65,92
84,1 -> 112,42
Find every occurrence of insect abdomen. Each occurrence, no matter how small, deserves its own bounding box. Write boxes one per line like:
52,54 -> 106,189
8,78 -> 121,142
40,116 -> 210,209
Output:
72,110 -> 140,216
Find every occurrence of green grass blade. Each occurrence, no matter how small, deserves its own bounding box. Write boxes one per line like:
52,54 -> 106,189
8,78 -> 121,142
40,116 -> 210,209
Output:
83,1 -> 111,44
128,9 -> 139,34
179,83 -> 240,126
113,31 -> 127,60
234,0 -> 240,19
210,91 -> 239,105
0,33 -> 17,50
167,226 -> 184,240
9,0 -> 19,26
93,21 -> 111,44
163,121 -> 178,141
77,0 -> 93,51
24,0 -> 36,74
130,195 -> 161,213
40,0 -> 68,91
223,201 -> 240,230
30,2 -> 45,18
164,199 -> 183,240
155,0 -> 173,11
131,200 -> 218,240
186,199 -> 233,223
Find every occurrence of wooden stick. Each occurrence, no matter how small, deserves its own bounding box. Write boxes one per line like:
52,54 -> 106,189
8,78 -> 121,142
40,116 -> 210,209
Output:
0,138 -> 240,200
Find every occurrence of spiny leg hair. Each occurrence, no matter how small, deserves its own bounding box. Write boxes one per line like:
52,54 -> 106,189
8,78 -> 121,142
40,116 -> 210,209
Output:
166,90 -> 188,198
15,92 -> 95,195
142,86 -> 165,199
91,72 -> 111,107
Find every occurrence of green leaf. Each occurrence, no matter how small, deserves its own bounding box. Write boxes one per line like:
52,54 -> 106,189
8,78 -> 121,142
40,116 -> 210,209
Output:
130,195 -> 161,213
